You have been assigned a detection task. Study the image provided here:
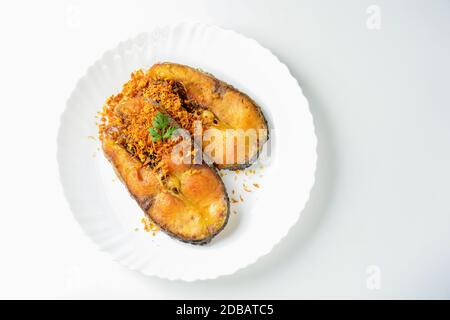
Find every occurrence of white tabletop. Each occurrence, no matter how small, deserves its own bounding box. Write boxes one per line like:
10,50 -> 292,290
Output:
0,0 -> 449,299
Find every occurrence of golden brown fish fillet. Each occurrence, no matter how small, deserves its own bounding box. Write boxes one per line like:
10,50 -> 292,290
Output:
100,98 -> 229,245
148,62 -> 269,170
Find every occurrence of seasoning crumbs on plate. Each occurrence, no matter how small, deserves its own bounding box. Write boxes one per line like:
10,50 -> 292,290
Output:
141,216 -> 159,236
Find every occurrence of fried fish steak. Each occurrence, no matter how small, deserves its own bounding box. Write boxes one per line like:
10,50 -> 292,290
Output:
148,62 -> 269,170
100,98 -> 229,245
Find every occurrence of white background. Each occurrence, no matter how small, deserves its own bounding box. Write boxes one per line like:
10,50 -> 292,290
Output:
0,0 -> 449,299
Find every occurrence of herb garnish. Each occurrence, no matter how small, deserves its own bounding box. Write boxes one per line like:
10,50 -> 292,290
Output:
148,112 -> 176,142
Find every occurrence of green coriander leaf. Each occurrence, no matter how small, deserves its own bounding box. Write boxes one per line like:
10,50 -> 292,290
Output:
152,113 -> 161,128
149,112 -> 173,142
148,127 -> 161,142
148,127 -> 158,136
163,126 -> 176,140
152,112 -> 169,129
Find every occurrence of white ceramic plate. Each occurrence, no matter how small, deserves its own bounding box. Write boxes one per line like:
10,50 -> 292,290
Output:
58,22 -> 316,281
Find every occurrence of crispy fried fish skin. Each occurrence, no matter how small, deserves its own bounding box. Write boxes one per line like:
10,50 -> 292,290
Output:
148,62 -> 269,170
102,135 -> 229,245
